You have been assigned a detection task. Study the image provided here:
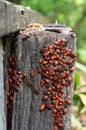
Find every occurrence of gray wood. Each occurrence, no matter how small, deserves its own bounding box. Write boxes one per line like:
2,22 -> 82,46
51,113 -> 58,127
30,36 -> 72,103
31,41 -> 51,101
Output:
0,38 -> 6,130
0,0 -> 49,37
4,26 -> 75,130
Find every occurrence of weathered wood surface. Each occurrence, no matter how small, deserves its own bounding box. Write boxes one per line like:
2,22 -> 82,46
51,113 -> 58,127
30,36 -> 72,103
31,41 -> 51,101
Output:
0,0 -> 48,37
0,38 -> 6,130
3,26 -> 76,130
3,35 -> 12,128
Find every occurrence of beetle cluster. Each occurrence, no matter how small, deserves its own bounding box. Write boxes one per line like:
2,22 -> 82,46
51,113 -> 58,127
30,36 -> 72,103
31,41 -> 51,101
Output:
7,54 -> 24,129
38,38 -> 76,130
7,54 -> 28,129
7,54 -> 38,129
7,35 -> 76,130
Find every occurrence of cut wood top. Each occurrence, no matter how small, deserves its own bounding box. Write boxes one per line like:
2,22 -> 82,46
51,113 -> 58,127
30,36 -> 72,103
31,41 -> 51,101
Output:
18,23 -> 76,40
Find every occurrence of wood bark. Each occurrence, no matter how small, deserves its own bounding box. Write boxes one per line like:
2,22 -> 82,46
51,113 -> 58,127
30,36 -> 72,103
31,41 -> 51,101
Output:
3,25 -> 76,130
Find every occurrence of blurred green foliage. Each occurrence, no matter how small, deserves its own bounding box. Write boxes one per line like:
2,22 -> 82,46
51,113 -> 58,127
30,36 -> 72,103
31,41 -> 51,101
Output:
74,71 -> 86,114
72,71 -> 86,128
71,114 -> 83,130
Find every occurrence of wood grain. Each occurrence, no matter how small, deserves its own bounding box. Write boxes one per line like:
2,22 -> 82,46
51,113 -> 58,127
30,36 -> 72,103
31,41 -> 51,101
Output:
0,0 -> 48,37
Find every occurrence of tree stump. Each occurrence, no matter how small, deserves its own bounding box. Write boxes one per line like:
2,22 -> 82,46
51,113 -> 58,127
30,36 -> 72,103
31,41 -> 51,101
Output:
3,24 -> 76,130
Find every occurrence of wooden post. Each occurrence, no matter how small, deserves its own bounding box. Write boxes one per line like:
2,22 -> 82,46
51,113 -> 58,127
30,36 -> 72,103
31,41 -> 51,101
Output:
3,25 -> 76,130
0,38 -> 6,130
